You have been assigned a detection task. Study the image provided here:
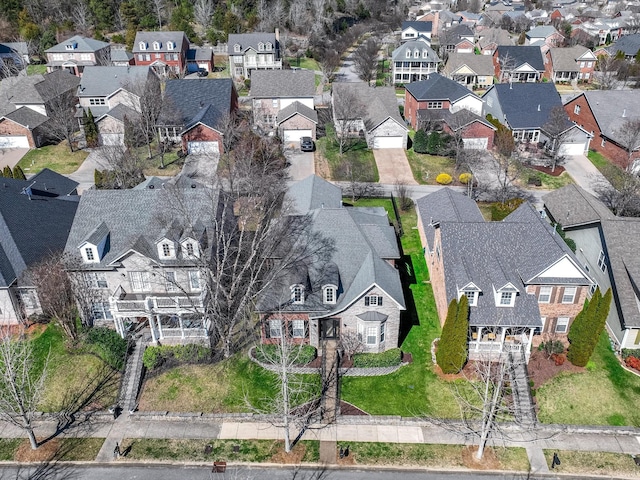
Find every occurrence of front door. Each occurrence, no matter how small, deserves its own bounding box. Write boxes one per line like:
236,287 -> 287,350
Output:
320,318 -> 340,340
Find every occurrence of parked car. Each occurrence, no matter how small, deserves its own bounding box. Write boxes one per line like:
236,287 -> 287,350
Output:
300,136 -> 314,152
197,68 -> 208,77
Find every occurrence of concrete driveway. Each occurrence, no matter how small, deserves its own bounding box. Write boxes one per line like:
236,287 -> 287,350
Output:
286,150 -> 315,181
66,148 -> 110,193
563,154 -> 611,196
373,148 -> 418,185
0,148 -> 29,170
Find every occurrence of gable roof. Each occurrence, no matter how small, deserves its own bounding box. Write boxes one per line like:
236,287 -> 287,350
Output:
46,35 -> 109,53
3,106 -> 48,128
97,103 -> 140,123
332,83 -> 406,133
250,69 -> 316,98
29,168 -> 79,196
111,48 -> 133,63
445,52 -> 495,76
405,72 -> 478,103
402,21 -> 433,33
607,33 -> 640,57
276,101 -> 318,124
575,91 -> 640,144
477,27 -> 514,49
526,25 -> 560,39
392,41 -> 440,63
496,45 -> 545,71
228,32 -> 278,53
484,82 -> 563,130
284,174 -> 341,214
187,47 -> 214,62
4,70 -> 79,106
543,184 -> 614,228
78,66 -> 152,97
132,31 -> 188,53
548,45 -> 593,72
0,178 -> 79,288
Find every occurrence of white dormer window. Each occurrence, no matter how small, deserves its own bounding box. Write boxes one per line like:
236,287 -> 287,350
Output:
181,239 -> 200,258
157,240 -> 176,259
323,286 -> 337,304
65,43 -> 76,51
82,246 -> 99,263
414,49 -> 419,58
258,42 -> 264,51
167,41 -> 175,50
153,41 -> 161,50
406,50 -> 411,58
422,50 -> 428,58
499,291 -> 514,306
291,285 -> 304,304
266,42 -> 272,50
463,290 -> 478,306
139,42 -> 147,51
234,44 -> 241,53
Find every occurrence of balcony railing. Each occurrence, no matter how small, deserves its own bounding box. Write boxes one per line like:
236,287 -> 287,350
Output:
245,60 -> 282,69
112,293 -> 204,314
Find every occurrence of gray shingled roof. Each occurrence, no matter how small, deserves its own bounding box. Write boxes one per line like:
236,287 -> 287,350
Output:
579,91 -> 640,145
276,101 -> 317,124
3,106 -> 48,128
549,45 -> 591,72
0,178 -> 79,287
64,188 -> 217,268
132,32 -> 188,53
110,48 -> 133,63
284,174 -> 341,214
607,33 -> 640,57
402,21 -> 433,33
445,52 -> 495,76
526,25 -> 560,40
543,184 -> 614,228
187,47 -> 214,61
250,69 -> 315,98
405,72 -> 477,102
46,35 -> 109,53
332,83 -> 406,133
496,45 -> 545,71
485,83 -> 564,130
29,168 -> 78,196
97,103 -> 140,123
79,66 -> 152,97
392,41 -> 440,63
228,32 -> 278,53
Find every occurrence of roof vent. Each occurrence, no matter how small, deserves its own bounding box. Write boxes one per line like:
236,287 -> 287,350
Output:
537,104 -> 541,111
622,109 -> 626,117
149,184 -> 155,189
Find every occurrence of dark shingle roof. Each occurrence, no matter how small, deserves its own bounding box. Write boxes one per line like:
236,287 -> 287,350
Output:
392,41 -> 440,63
228,32 -> 278,53
3,106 -> 48,128
276,101 -> 317,124
402,21 -> 433,32
543,184 -> 614,227
284,175 -> 341,214
98,103 -> 140,123
132,32 -> 188,53
250,70 -> 316,98
486,83 -> 564,129
405,72 -> 477,102
496,45 -> 545,71
607,34 -> 640,57
332,83 -> 406,133
29,168 -> 78,196
578,91 -> 640,144
46,35 -> 109,53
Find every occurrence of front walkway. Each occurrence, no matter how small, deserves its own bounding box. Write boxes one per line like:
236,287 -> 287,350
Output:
373,149 -> 418,185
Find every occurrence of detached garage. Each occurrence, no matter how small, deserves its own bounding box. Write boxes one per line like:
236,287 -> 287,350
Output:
277,102 -> 318,143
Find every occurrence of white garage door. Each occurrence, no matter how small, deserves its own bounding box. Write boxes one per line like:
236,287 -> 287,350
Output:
0,135 -> 29,149
188,141 -> 219,155
100,133 -> 124,146
373,136 -> 404,149
283,129 -> 312,143
558,142 -> 586,156
463,137 -> 488,150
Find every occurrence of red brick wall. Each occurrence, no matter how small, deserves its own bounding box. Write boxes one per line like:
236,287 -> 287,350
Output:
0,119 -> 35,147
181,124 -> 224,153
526,284 -> 587,335
404,91 -> 451,129
428,228 -> 449,326
461,121 -> 495,149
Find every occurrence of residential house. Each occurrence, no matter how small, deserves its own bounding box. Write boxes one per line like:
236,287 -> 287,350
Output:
0,44 -> 25,77
391,41 -> 440,85
545,45 -> 597,83
0,42 -> 29,66
494,45 -> 545,82
458,11 -> 483,25
45,35 -> 111,76
443,52 -> 495,89
132,31 -> 190,75
258,175 -> 405,353
430,110 -> 497,150
332,83 -> 408,149
607,34 -> 640,60
0,70 -> 79,148
401,21 -> 433,43
157,78 -> 238,155
228,31 -> 281,79
0,175 -> 79,324
564,91 -> 640,168
525,9 -> 550,25
544,185 -> 640,350
63,187 -> 217,342
404,73 -> 484,130
250,69 -> 316,141
476,27 -> 514,55
416,188 -> 592,362
186,46 -> 215,73
483,82 -> 591,154
110,47 -> 134,66
439,24 -> 476,54
526,26 -> 565,53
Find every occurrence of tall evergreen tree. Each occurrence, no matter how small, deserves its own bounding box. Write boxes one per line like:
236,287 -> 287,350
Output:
12,165 -> 26,180
450,295 -> 469,373
437,298 -> 463,374
568,288 -> 612,367
3,166 -> 13,178
84,108 -> 99,148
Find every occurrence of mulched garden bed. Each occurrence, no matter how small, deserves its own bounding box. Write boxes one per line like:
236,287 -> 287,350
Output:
527,350 -> 584,389
527,164 -> 566,177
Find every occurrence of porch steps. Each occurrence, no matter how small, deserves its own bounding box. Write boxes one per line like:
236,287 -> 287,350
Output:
118,335 -> 147,414
508,350 -> 537,427
321,340 -> 340,423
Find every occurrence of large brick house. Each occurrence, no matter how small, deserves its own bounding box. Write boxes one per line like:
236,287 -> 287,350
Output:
544,46 -> 597,84
564,91 -> 640,169
257,175 -> 405,353
45,35 -> 111,76
416,188 -> 592,362
132,31 -> 190,75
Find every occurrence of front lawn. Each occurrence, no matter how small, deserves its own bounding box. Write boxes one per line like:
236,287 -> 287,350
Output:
587,150 -> 626,186
405,149 -> 461,185
517,168 -> 574,190
542,450 -> 639,477
27,64 -> 47,75
340,201 -> 462,417
286,56 -> 320,71
18,143 -> 89,175
536,332 -> 640,426
316,125 -> 378,182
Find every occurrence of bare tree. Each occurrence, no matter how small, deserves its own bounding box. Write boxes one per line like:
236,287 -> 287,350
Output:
352,37 -> 380,84
593,171 -> 640,217
331,84 -> 366,155
338,329 -> 364,363
541,106 -> 571,173
595,54 -> 621,90
0,329 -> 49,450
616,118 -> 640,172
151,0 -> 164,29
194,0 -> 214,29
247,333 -> 321,453
497,52 -> 516,83
339,157 -> 381,202
40,75 -> 79,152
96,145 -> 146,189
394,180 -> 413,211
123,72 -> 163,160
318,48 -> 340,85
72,1 -> 91,34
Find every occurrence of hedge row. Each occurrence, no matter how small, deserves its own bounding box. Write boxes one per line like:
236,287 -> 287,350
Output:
253,344 -> 317,365
142,344 -> 211,370
352,348 -> 402,368
85,327 -> 128,371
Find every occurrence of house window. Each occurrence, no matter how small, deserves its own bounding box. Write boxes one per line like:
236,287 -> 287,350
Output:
234,44 -> 241,53
586,61 -> 592,68
137,54 -> 144,61
189,271 -> 201,290
91,302 -> 112,320
292,319 -> 305,338
53,54 -> 63,61
153,41 -> 160,50
167,41 -> 175,50
144,54 -> 151,61
185,242 -> 195,257
601,138 -> 606,147
590,282 -> 598,295
85,248 -> 95,261
574,105 -> 581,115
580,61 -> 585,68
598,251 -> 607,272
272,99 -> 278,108
562,286 -> 577,303
464,290 -> 477,306
89,98 -> 106,106
292,285 -> 304,304
380,322 -> 386,343
364,295 -> 383,306
406,50 -> 411,58
585,72 -> 590,79
80,53 -> 91,61
422,50 -> 428,58
266,42 -> 272,50
269,319 -> 282,338
556,316 -> 570,333
161,243 -> 171,257
324,287 -> 336,304
20,291 -> 36,309
366,327 -> 377,345
538,286 -> 553,303
139,42 -> 147,50
258,42 -> 264,51
427,101 -> 442,109
85,272 -> 107,288
165,271 -> 178,292
499,291 -> 513,306
129,271 -> 151,292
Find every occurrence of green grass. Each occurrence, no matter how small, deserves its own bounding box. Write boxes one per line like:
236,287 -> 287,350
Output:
286,56 -> 320,71
350,443 -> 528,470
27,64 -> 47,75
519,168 -> 574,189
405,149 -> 461,185
0,439 -> 21,460
18,142 -> 89,174
55,438 -> 105,461
130,142 -> 183,177
543,450 -> 639,477
341,202 -> 463,417
536,332 -> 640,426
317,125 -> 378,182
121,439 -> 319,462
587,150 -> 626,186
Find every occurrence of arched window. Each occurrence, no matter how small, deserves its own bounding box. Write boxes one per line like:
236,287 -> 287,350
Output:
291,285 -> 304,304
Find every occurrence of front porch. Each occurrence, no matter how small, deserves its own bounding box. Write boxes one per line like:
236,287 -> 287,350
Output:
469,326 -> 536,363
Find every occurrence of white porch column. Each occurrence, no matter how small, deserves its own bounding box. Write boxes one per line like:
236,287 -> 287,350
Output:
156,314 -> 163,340
475,327 -> 483,352
179,313 -> 185,339
114,317 -> 122,337
149,316 -> 158,343
527,328 -> 535,352
499,327 -> 507,351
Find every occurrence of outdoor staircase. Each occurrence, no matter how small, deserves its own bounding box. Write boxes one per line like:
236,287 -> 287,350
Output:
508,350 -> 537,427
118,335 -> 147,414
320,340 -> 340,423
